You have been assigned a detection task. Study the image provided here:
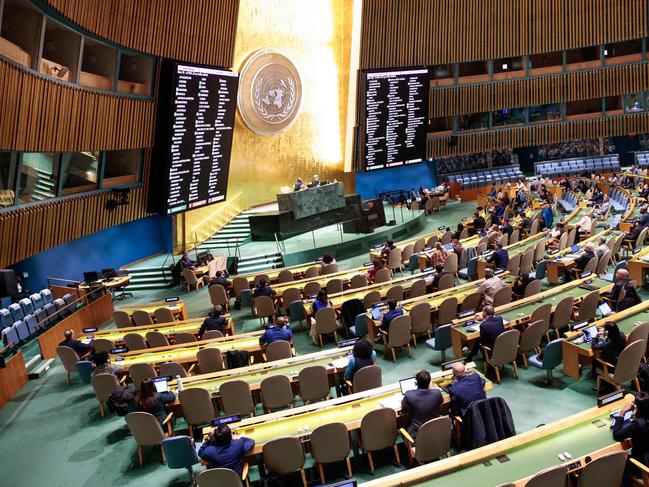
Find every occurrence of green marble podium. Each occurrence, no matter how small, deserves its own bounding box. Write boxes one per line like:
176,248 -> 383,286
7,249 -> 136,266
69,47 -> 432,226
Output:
276,182 -> 345,220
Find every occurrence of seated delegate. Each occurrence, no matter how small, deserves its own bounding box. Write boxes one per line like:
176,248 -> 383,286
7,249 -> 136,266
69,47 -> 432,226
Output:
612,392 -> 649,484
198,305 -> 228,338
446,363 -> 487,417
59,329 -> 93,357
400,369 -> 443,439
259,316 -> 292,345
199,424 -> 255,478
465,305 -> 504,362
252,279 -> 275,298
381,300 -> 404,333
344,338 -> 376,381
91,351 -> 123,377
130,379 -> 176,425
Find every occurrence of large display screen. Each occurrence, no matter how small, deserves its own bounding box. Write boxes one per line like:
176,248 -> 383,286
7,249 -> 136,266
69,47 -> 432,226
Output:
362,67 -> 429,171
162,63 -> 239,214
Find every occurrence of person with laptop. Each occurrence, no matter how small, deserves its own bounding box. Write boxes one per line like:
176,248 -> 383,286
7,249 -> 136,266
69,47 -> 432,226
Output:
428,242 -> 449,267
486,242 -> 509,270
592,322 -> 627,369
59,329 -> 93,358
400,370 -> 443,439
477,268 -> 504,305
380,300 -> 404,333
259,316 -> 292,345
130,379 -> 176,425
616,283 -> 642,312
465,305 -> 505,362
447,363 -> 487,417
199,424 -> 255,478
179,251 -> 196,270
603,268 -> 632,307
565,242 -> 596,280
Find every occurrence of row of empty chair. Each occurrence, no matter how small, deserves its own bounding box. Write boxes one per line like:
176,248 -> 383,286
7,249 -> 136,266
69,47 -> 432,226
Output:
535,155 -> 620,177
1,289 -> 75,346
446,165 -> 525,189
634,151 -> 649,167
557,191 -> 579,212
608,187 -> 630,212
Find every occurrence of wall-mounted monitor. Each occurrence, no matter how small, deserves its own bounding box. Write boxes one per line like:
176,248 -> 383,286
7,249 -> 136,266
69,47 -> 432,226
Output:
360,67 -> 429,171
151,61 -> 239,214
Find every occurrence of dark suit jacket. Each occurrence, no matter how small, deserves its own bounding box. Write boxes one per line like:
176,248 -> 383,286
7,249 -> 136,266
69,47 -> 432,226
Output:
574,251 -> 595,271
472,217 -> 486,230
487,249 -> 509,269
447,373 -> 487,417
479,316 -> 505,349
613,417 -> 649,467
58,337 -> 92,356
401,388 -> 443,438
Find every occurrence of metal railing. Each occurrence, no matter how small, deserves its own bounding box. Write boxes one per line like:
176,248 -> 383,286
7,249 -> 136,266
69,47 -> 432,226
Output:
189,192 -> 249,247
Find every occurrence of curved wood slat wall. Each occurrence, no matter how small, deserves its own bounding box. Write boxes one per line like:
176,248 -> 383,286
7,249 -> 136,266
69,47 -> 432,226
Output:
0,150 -> 152,268
427,113 -> 649,157
43,0 -> 239,67
0,60 -> 154,152
360,0 -> 647,68
430,63 -> 649,118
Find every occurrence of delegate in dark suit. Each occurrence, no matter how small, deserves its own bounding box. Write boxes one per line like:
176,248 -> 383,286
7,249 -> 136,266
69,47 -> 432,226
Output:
480,316 -> 505,349
59,334 -> 92,357
401,388 -> 443,438
447,372 -> 487,417
487,248 -> 509,269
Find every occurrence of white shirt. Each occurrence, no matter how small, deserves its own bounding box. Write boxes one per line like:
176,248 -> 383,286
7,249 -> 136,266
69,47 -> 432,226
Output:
595,244 -> 609,258
577,215 -> 592,232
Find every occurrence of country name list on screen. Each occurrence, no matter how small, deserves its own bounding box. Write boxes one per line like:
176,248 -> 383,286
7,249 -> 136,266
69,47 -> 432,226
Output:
167,64 -> 239,214
364,68 -> 428,171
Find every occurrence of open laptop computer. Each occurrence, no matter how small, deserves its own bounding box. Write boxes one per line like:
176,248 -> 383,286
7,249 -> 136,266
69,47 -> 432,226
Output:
153,376 -> 171,393
399,377 -> 418,394
370,307 -> 383,320
582,325 -> 599,343
598,302 -> 613,317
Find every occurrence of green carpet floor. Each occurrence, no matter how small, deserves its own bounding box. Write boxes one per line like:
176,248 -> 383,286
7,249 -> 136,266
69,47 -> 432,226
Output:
0,201 -> 627,486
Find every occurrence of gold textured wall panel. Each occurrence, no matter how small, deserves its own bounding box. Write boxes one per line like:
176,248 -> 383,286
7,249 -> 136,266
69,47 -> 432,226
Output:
182,0 -> 355,243
360,0 -> 647,68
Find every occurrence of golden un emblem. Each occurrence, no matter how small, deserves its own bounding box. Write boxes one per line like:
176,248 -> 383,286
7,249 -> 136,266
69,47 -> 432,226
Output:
237,49 -> 302,136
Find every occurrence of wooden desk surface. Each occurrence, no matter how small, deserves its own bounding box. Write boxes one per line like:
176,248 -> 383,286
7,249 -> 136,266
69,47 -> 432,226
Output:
363,395 -> 632,487
269,265 -> 370,297
78,275 -> 131,291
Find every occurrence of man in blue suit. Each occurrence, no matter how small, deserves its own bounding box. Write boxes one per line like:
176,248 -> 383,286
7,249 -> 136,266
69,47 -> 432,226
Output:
259,316 -> 292,345
486,242 -> 509,270
465,305 -> 504,361
447,362 -> 487,417
381,299 -> 404,333
401,370 -> 443,439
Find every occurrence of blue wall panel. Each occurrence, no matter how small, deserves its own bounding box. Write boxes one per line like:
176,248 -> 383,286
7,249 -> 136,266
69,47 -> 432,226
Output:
10,215 -> 173,291
354,161 -> 437,200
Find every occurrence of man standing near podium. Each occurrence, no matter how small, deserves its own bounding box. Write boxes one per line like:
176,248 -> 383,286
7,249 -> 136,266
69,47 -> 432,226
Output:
293,178 -> 304,191
310,174 -> 320,187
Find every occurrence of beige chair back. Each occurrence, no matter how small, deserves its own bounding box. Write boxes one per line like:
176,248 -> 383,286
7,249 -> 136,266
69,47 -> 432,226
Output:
208,285 -> 229,308
153,307 -> 175,324
266,340 -> 292,361
322,263 -> 340,275
526,464 -> 568,487
374,268 -> 392,283
125,411 -> 165,446
303,281 -> 322,296
574,290 -> 599,322
492,286 -> 512,308
443,253 -> 458,274
263,436 -> 306,475
441,231 -> 453,245
92,338 -> 114,353
566,228 -> 577,247
298,365 -> 330,403
281,287 -> 302,307
413,238 -> 426,253
436,273 -> 454,291
499,233 -> 509,247
232,277 -> 249,298
596,250 -> 612,275
253,274 -> 271,286
582,256 -> 598,275
182,268 -> 200,288
277,269 -> 294,283
174,332 -> 196,344
529,219 -> 539,235
523,279 -> 542,298
254,295 -> 276,320
363,290 -> 382,308
132,310 -> 153,326
326,278 -> 343,294
179,387 -> 217,425
197,468 -> 243,487
533,238 -> 546,262
558,232 -> 569,251
350,274 -> 368,289
146,331 -> 170,348
401,245 -> 415,263
506,253 -> 521,275
386,285 -> 404,302
208,260 -> 218,279
159,361 -> 187,378
129,363 -> 157,388
315,307 -> 339,335
388,315 -> 412,348
353,365 -> 382,393
124,333 -> 148,351
409,279 -> 427,298
490,329 -> 520,367
304,266 -> 321,278
460,292 -> 482,312
576,451 -> 627,487
550,296 -> 574,331
360,408 -> 397,451
311,422 -> 351,464
635,227 -> 649,250
91,373 -> 120,404
387,248 -> 403,272
113,310 -> 132,328
261,375 -> 294,410
437,296 -> 458,326
220,380 -> 255,416
197,348 -> 224,373
410,302 -> 431,335
203,329 -> 224,340
612,340 -> 645,386
518,320 -> 547,354
509,229 -> 519,244
627,322 -> 649,354
460,228 -> 470,240
530,303 -> 552,329
519,249 -> 534,275
414,416 -> 452,463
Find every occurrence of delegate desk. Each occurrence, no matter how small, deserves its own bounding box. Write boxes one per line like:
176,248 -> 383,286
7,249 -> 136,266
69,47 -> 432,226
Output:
417,235 -> 481,269
277,181 -> 345,219
627,245 -> 649,286
119,300 -> 188,321
166,347 -> 352,417
476,231 -> 549,279
450,276 -> 613,358
78,316 -> 233,346
203,364 -> 492,457
270,265 -> 370,300
545,228 -> 620,284
363,394 -> 633,487
111,330 -> 265,369
235,262 -> 323,285
77,275 -> 131,294
562,299 -> 649,378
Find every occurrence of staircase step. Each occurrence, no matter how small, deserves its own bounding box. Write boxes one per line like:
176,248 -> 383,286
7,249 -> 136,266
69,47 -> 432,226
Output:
24,354 -> 42,370
238,252 -> 283,261
28,358 -> 55,379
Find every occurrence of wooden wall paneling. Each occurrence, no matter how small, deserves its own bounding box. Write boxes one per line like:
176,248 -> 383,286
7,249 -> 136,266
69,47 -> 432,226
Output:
0,353 -> 28,409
